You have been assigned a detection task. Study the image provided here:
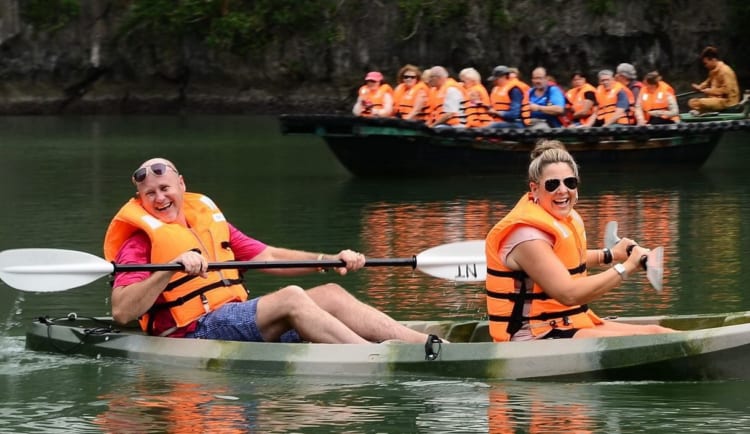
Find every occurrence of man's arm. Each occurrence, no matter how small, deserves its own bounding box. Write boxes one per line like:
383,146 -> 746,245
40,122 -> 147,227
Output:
504,87 -> 523,121
432,87 -> 462,126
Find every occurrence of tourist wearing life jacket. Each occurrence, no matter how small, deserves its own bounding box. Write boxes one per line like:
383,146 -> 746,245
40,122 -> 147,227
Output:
487,65 -> 532,128
485,140 -> 674,342
392,64 -> 430,122
428,65 -> 465,128
105,157 -> 434,345
565,72 -> 597,127
689,45 -> 740,114
528,66 -> 567,128
459,67 -> 492,128
635,71 -> 680,125
586,69 -> 634,127
615,63 -> 643,101
353,71 -> 394,117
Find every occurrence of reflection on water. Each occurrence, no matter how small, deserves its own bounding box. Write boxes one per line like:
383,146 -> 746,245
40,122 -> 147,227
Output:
1,116 -> 750,432
6,341 -> 750,434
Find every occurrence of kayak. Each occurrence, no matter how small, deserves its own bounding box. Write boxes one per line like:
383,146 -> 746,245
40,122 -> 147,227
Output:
279,109 -> 750,177
25,310 -> 750,381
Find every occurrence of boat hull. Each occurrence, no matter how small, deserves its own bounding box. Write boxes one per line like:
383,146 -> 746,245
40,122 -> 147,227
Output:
280,115 -> 750,177
25,311 -> 750,381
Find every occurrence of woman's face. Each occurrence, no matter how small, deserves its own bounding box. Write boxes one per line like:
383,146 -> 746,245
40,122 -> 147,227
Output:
402,71 -> 418,87
530,162 -> 578,220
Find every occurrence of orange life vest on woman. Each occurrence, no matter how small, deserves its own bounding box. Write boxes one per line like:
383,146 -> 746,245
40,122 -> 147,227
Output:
462,83 -> 492,128
639,81 -> 680,123
565,83 -> 597,125
393,81 -> 430,121
490,78 -> 532,126
485,194 -> 602,342
357,83 -> 393,117
595,82 -> 634,125
103,193 -> 248,334
428,78 -> 465,126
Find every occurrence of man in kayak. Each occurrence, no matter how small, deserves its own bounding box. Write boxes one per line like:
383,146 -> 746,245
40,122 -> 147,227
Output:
104,157 -> 434,344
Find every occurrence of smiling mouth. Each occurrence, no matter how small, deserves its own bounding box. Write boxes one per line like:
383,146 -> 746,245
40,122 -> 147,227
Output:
155,202 -> 172,212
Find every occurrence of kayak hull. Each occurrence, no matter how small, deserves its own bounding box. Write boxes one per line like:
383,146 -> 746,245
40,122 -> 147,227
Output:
25,311 -> 750,381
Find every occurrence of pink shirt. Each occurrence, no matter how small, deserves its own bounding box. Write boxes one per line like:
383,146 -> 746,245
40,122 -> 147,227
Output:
113,223 -> 266,287
499,225 -> 554,341
500,225 -> 553,265
112,223 -> 267,337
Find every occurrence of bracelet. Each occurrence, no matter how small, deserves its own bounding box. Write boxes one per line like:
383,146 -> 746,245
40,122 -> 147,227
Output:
316,253 -> 327,273
602,248 -> 613,265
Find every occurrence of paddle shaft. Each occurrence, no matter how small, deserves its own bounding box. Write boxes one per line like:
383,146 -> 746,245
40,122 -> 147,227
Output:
114,258 -> 416,272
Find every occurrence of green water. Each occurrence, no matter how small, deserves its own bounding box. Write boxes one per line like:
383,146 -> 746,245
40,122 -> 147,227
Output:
1,116 -> 750,433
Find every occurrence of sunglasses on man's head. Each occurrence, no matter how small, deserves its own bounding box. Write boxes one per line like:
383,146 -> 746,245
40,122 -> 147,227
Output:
543,177 -> 578,192
132,163 -> 178,183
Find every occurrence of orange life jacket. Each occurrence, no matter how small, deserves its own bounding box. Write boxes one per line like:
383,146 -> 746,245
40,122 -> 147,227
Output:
357,83 -> 393,117
392,81 -> 430,121
485,194 -> 601,342
595,81 -> 634,125
103,192 -> 248,334
639,81 -> 680,123
429,78 -> 465,126
490,78 -> 532,126
462,83 -> 492,128
565,83 -> 597,125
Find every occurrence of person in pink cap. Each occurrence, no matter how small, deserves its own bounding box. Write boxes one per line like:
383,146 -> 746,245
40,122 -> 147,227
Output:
353,71 -> 393,117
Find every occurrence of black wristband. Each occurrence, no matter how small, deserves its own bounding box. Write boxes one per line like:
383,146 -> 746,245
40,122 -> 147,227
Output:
602,248 -> 613,264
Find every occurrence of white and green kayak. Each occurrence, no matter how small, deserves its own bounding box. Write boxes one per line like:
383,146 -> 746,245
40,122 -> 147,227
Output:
25,310 -> 750,381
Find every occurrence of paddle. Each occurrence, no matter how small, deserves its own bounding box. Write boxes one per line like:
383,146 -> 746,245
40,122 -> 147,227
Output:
0,240 -> 486,292
676,90 -> 700,98
604,221 -> 664,291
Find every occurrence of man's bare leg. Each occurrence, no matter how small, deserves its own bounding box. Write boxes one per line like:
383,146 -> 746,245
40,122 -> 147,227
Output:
306,283 -> 430,343
255,285 -> 369,343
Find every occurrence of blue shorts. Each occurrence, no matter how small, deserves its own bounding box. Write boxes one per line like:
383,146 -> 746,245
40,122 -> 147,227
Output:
186,298 -> 301,343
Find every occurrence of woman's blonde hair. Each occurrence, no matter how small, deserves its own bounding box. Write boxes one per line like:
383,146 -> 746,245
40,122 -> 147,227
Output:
528,139 -> 579,183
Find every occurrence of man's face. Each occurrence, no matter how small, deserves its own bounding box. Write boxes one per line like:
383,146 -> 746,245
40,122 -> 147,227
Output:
599,75 -> 613,90
702,57 -> 717,70
531,71 -> 547,90
134,161 -> 186,224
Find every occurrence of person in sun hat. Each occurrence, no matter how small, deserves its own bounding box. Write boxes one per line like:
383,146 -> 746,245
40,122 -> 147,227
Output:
352,70 -> 393,117
615,62 -> 643,101
486,65 -> 532,128
103,157 -> 436,345
485,140 -> 675,342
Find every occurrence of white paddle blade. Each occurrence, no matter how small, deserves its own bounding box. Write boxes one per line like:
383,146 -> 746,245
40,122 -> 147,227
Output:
604,221 -> 620,249
0,248 -> 114,292
415,240 -> 486,282
646,246 -> 664,292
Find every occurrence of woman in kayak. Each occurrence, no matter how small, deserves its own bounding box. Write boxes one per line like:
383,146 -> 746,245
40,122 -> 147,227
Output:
485,140 -> 674,341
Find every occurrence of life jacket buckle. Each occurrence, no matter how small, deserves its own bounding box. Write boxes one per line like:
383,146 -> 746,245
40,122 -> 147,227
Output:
200,294 -> 210,314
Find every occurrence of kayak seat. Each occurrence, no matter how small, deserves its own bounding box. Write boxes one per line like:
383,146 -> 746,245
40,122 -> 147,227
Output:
469,322 -> 492,343
443,321 -> 481,343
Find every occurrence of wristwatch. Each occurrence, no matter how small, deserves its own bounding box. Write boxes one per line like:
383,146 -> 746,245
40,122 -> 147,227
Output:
613,263 -> 628,280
